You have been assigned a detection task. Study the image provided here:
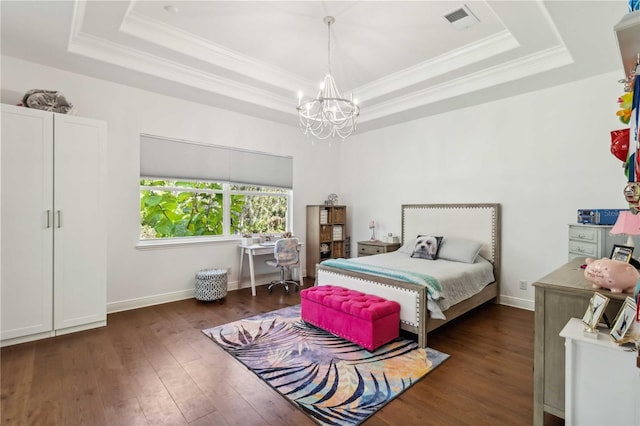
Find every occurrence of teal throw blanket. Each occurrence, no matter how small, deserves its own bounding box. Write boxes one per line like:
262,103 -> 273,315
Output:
321,258 -> 442,301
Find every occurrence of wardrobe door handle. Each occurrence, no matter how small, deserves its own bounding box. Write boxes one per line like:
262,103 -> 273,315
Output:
46,210 -> 51,228
57,210 -> 62,228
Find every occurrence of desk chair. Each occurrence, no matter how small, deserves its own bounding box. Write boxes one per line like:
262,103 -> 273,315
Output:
265,238 -> 300,294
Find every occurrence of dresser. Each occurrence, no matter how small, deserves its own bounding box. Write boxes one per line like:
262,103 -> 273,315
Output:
532,258 -> 628,425
567,224 -> 638,261
560,318 -> 640,426
357,240 -> 401,257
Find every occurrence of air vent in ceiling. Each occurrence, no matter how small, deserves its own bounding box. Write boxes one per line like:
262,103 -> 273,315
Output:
444,5 -> 480,30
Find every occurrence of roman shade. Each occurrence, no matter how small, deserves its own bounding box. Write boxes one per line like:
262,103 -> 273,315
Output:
140,134 -> 293,188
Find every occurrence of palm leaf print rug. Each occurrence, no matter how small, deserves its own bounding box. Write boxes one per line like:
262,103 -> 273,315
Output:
202,305 -> 449,426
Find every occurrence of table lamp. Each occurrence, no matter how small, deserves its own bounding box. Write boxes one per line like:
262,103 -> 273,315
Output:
610,210 -> 640,247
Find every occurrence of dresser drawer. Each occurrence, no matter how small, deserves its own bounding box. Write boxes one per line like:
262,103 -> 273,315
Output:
568,240 -> 598,257
569,226 -> 600,243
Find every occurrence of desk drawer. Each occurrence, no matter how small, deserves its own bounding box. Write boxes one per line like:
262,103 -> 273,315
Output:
569,227 -> 600,243
568,240 -> 598,257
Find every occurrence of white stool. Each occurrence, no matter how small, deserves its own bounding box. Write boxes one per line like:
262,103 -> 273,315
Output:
195,268 -> 228,302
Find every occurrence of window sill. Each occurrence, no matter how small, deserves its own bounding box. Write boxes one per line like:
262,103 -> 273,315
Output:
136,236 -> 240,249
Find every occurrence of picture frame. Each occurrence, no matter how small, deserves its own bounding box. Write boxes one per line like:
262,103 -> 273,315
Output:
610,296 -> 638,343
582,292 -> 610,331
610,244 -> 634,263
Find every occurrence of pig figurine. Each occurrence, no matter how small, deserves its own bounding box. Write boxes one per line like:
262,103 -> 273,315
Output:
583,257 -> 639,293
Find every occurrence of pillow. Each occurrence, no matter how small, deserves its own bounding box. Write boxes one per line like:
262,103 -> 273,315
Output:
398,238 -> 415,254
410,235 -> 443,260
438,237 -> 482,263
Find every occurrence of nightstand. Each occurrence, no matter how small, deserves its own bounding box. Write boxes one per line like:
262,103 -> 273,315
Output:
357,240 -> 401,257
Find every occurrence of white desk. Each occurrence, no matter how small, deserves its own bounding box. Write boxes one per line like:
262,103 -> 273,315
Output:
238,243 -> 302,296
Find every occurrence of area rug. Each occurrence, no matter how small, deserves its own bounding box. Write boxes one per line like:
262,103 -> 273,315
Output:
202,305 -> 449,426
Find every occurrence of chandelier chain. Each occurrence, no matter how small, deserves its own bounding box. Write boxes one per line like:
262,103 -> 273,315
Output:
326,18 -> 331,74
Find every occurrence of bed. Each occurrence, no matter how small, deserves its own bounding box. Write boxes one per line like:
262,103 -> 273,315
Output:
315,203 -> 501,348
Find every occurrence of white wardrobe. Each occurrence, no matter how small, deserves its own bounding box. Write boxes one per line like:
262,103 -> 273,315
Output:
1,104 -> 107,346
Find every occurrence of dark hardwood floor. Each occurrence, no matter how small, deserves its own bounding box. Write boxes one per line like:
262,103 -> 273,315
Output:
1,279 -> 563,425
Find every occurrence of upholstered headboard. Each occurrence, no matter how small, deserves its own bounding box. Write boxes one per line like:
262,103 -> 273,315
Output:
401,203 -> 501,267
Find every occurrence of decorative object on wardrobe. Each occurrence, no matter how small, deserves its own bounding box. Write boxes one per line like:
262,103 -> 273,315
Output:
21,89 -> 74,114
297,16 -> 359,141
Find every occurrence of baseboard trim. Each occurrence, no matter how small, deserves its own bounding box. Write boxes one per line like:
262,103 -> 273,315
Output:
108,279 -> 532,314
1,330 -> 54,348
55,320 -> 107,336
106,278 -> 258,313
500,295 -> 534,311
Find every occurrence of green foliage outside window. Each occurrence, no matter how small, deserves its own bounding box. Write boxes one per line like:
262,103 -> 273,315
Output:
233,185 -> 288,234
140,179 -> 289,239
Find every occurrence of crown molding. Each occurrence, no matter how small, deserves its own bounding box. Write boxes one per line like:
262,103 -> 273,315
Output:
68,0 -> 87,45
361,44 -> 574,123
355,30 -> 520,103
120,9 -> 313,93
67,31 -> 295,114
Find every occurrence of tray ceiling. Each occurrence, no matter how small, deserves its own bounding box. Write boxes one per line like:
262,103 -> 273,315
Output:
0,1 -> 629,133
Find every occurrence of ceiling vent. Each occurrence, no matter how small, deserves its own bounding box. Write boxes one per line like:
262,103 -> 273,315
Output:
444,5 -> 480,30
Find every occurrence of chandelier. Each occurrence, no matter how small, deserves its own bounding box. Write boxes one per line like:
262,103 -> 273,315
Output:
297,16 -> 360,140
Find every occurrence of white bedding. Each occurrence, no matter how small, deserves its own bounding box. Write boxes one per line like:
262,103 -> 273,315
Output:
347,251 -> 495,312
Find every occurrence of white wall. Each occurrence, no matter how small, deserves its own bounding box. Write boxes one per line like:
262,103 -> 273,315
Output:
1,56 -> 341,312
2,55 -> 629,312
341,71 -> 629,309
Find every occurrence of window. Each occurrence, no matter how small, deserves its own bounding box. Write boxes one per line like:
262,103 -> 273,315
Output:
139,135 -> 293,242
140,179 -> 291,240
231,185 -> 290,235
140,179 -> 224,239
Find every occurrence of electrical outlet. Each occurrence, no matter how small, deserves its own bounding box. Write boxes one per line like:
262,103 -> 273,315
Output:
519,280 -> 527,290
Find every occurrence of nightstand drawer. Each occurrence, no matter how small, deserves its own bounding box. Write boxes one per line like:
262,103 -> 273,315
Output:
568,240 -> 598,257
359,244 -> 384,255
357,241 -> 400,257
569,227 -> 600,243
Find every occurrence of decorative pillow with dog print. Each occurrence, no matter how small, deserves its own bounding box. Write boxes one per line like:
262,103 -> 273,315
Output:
411,235 -> 443,260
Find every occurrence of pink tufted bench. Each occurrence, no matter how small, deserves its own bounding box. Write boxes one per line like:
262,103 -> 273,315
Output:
300,285 -> 401,351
